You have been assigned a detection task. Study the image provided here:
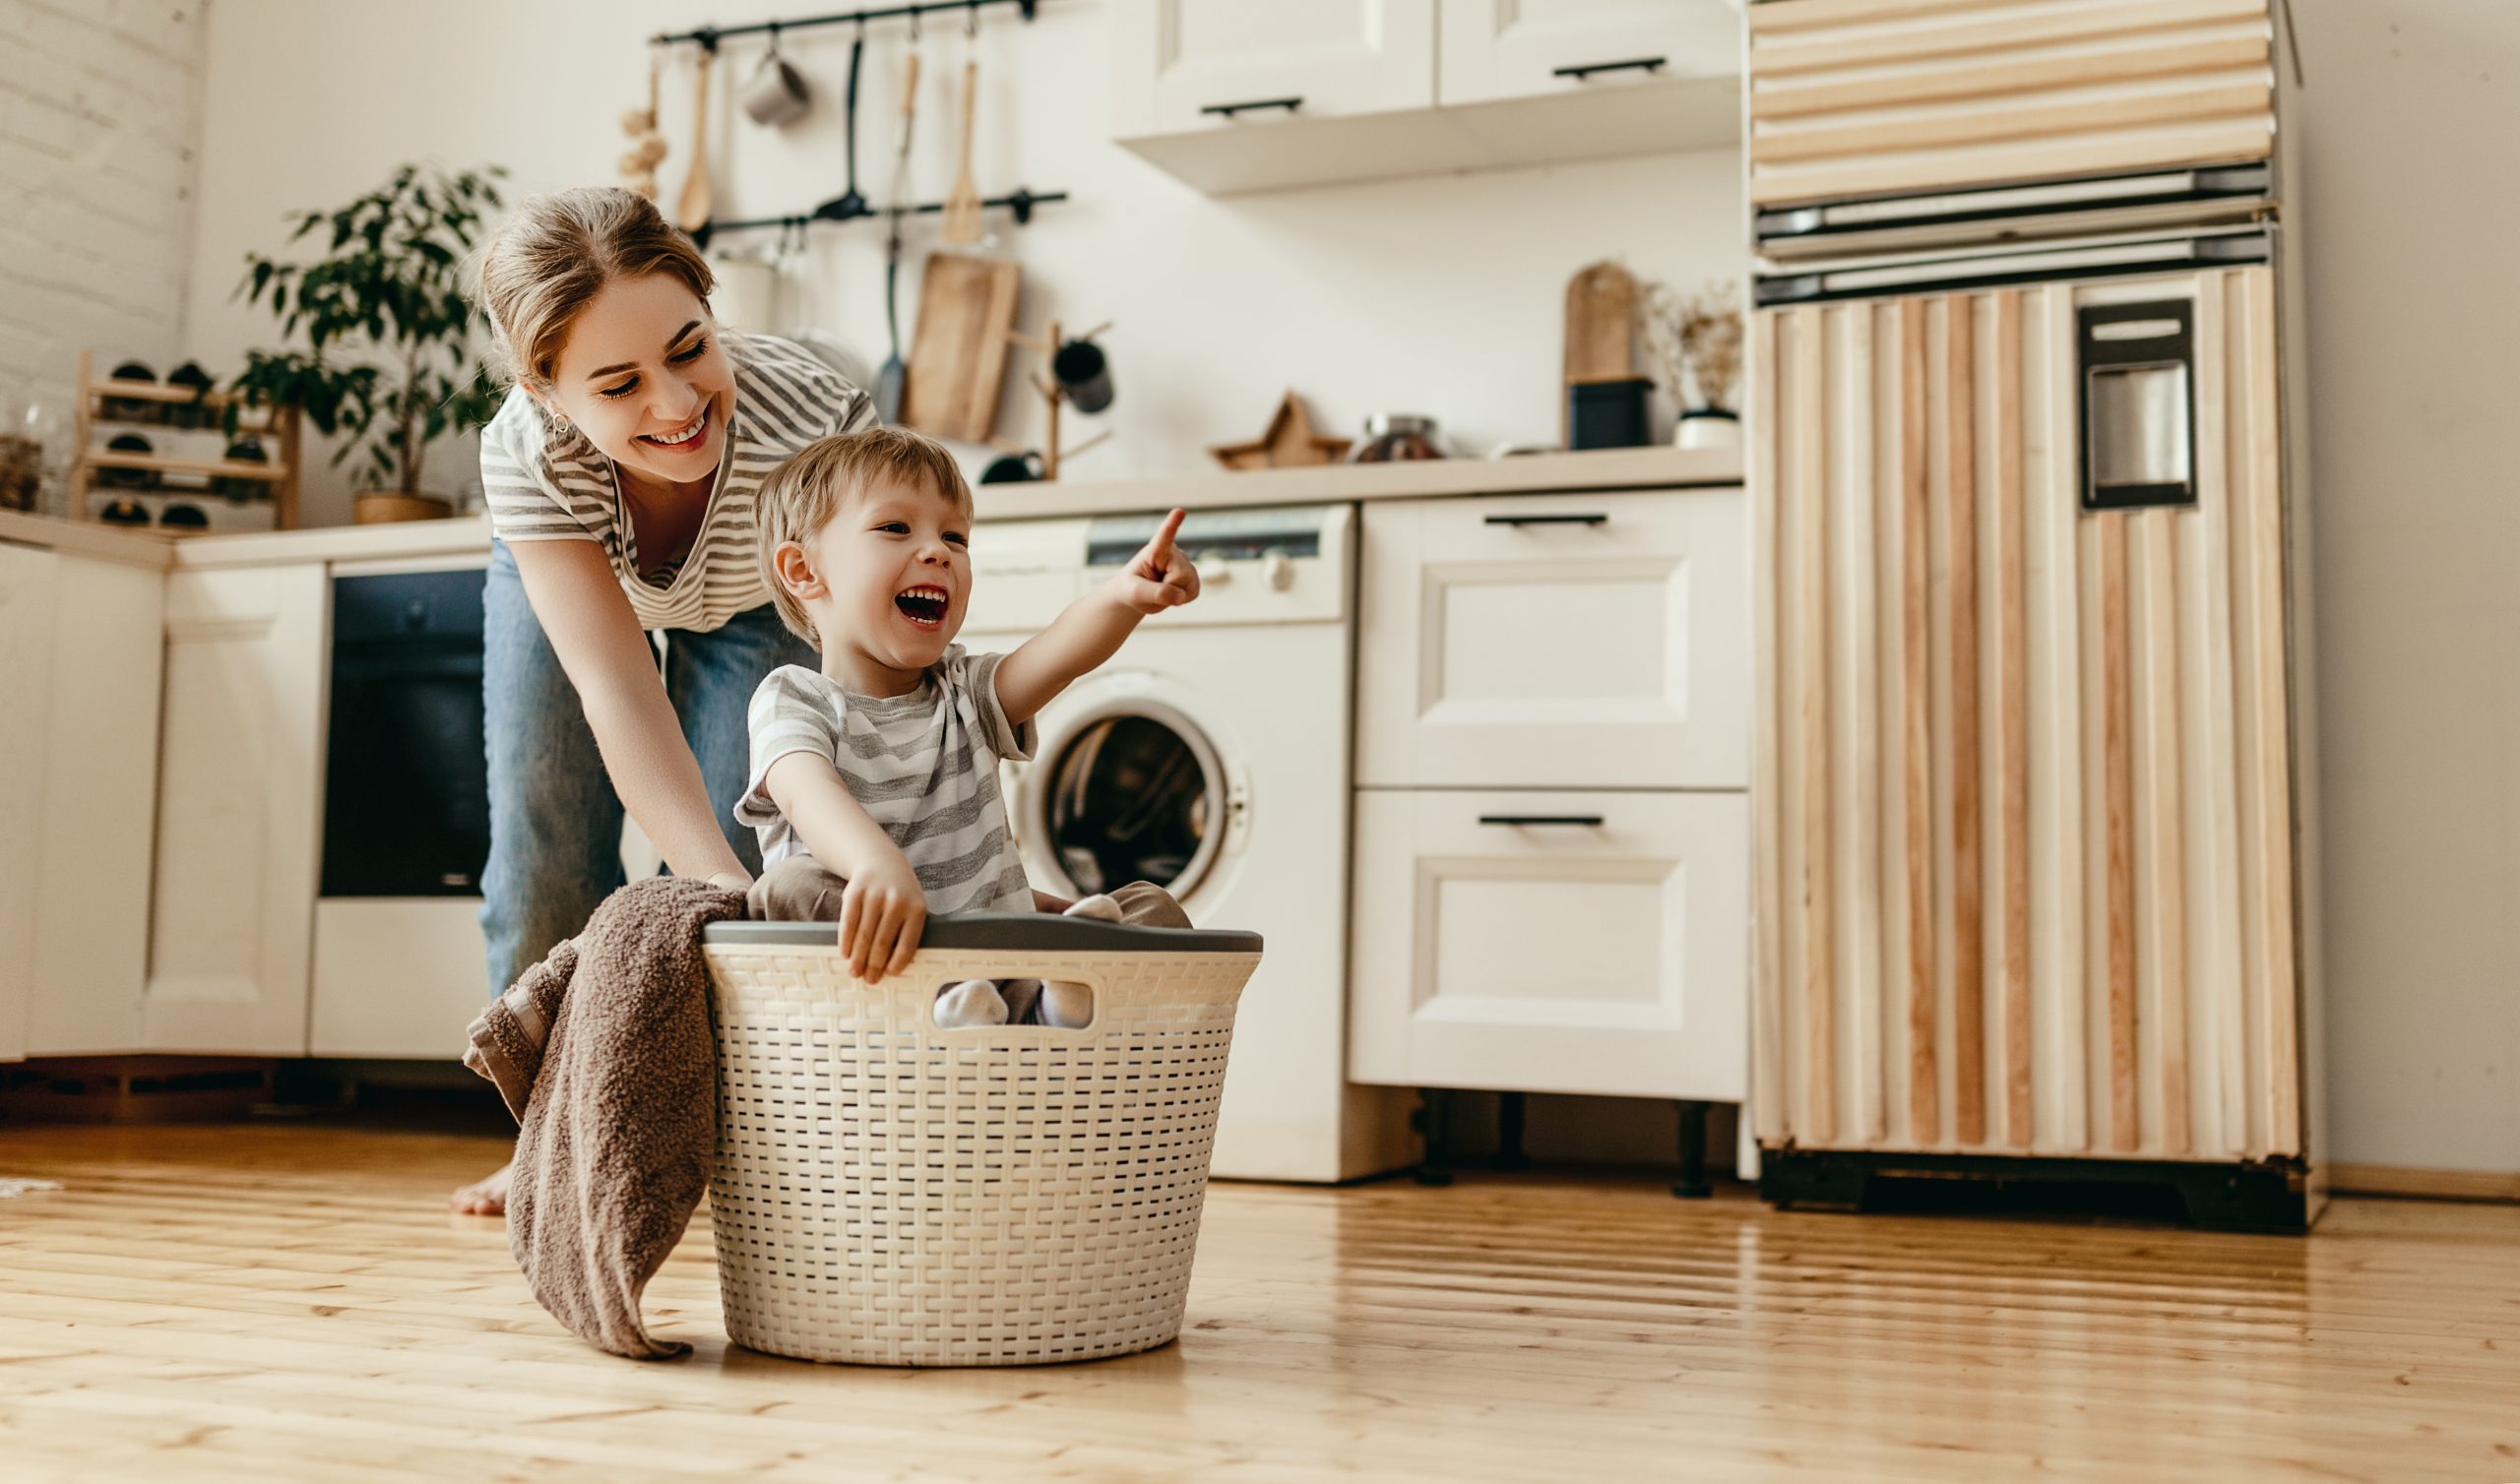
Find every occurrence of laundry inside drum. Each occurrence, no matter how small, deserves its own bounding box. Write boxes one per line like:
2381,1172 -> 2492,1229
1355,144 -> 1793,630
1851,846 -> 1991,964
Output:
1044,714 -> 1212,896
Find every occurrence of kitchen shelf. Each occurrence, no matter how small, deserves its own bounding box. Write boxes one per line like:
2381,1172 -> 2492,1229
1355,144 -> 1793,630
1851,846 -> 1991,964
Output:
70,348 -> 301,531
86,450 -> 291,482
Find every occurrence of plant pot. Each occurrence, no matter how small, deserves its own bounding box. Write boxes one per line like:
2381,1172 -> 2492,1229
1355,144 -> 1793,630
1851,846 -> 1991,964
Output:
1676,408 -> 1742,451
354,492 -> 454,525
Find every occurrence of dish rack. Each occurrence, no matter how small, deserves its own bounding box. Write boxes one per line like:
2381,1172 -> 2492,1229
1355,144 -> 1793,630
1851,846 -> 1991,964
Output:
700,912 -> 1261,1367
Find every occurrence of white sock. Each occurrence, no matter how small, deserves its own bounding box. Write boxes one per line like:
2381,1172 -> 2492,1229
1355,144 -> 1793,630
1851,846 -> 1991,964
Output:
932,978 -> 1009,1028
1038,980 -> 1095,1028
1063,894 -> 1122,922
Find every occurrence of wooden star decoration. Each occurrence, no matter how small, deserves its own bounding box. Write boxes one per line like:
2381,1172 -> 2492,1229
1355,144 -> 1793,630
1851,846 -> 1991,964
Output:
1207,391 -> 1351,471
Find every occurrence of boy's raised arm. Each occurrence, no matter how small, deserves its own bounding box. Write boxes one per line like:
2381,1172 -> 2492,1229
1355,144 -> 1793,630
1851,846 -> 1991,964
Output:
993,507 -> 1199,725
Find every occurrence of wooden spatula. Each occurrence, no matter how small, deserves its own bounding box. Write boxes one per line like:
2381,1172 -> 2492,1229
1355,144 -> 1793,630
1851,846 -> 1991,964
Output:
676,47 -> 714,233
940,59 -> 984,245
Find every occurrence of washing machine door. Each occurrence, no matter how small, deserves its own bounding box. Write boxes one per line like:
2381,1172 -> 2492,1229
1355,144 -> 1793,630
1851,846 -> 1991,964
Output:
1009,684 -> 1233,902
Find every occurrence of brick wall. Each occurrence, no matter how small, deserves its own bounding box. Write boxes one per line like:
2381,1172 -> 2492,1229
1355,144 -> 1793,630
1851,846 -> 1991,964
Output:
0,0 -> 207,419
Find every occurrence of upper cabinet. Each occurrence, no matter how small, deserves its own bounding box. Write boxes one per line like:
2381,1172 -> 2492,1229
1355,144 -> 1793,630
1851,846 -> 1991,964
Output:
1440,0 -> 1740,105
1112,0 -> 1741,195
1128,0 -> 1437,135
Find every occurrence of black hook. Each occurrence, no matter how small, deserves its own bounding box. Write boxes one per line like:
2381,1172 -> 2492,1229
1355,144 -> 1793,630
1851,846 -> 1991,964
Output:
1008,187 -> 1036,225
693,24 -> 719,53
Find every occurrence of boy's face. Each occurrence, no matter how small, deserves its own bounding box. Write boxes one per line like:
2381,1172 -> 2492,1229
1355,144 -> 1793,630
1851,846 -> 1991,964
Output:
789,476 -> 973,691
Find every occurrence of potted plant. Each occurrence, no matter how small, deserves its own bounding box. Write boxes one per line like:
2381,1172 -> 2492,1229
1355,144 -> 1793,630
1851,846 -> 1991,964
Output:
1645,279 -> 1745,451
229,162 -> 509,523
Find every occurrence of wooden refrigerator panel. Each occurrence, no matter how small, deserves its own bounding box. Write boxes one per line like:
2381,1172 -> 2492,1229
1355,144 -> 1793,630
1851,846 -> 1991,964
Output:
1745,0 -> 2277,208
1751,267 -> 2301,1161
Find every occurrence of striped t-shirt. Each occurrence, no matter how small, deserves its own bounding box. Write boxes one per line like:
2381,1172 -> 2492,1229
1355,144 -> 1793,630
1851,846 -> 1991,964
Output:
734,648 -> 1037,914
478,330 -> 872,633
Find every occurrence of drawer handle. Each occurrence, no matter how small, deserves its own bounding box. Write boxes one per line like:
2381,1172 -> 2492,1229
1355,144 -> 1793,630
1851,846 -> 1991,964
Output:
1479,814 -> 1606,828
1482,513 -> 1607,527
1553,57 -> 1666,82
1201,95 -> 1303,118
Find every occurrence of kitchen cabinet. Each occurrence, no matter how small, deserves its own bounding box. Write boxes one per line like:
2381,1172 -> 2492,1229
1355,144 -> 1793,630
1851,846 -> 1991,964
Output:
1349,487 -> 1750,1117
145,564 -> 329,1055
1349,787 -> 1747,1099
1439,0 -> 1738,106
1354,487 -> 1747,790
1110,0 -> 1738,194
1115,0 -> 1438,136
0,542 -> 166,1062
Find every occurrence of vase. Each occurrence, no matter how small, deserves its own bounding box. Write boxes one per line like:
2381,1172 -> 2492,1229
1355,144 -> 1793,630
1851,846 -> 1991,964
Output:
1676,408 -> 1742,451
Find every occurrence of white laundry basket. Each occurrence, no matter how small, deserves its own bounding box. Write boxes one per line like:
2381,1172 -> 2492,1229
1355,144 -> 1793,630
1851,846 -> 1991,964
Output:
699,913 -> 1261,1367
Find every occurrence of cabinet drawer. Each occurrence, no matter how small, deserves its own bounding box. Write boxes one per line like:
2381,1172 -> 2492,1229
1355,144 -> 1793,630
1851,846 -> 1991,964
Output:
1357,488 -> 1747,789
1746,0 -> 2276,209
1439,0 -> 1739,107
1117,0 -> 1437,137
1348,788 -> 1746,1100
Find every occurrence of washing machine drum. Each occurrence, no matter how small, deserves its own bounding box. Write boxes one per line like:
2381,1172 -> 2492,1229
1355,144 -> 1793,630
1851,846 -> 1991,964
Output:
1024,697 -> 1228,901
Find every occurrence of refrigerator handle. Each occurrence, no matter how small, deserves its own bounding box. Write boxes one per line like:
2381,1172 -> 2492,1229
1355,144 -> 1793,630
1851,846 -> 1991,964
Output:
2077,299 -> 2198,513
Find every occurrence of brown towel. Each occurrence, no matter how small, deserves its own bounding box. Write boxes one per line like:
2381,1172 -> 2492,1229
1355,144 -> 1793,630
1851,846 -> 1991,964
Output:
465,876 -> 744,1361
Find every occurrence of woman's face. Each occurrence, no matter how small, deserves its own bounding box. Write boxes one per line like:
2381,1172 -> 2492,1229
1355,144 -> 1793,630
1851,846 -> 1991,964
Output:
539,273 -> 735,489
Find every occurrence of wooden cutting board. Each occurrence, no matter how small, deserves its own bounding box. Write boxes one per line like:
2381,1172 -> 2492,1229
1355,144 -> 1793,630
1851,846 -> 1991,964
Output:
901,253 -> 1021,445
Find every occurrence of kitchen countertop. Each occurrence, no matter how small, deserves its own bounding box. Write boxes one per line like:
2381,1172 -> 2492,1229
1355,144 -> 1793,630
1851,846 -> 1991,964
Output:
0,445 -> 1742,569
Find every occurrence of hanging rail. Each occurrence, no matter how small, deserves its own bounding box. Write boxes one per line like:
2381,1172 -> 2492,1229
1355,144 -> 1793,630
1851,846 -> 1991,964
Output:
656,0 -> 1039,49
696,187 -> 1066,248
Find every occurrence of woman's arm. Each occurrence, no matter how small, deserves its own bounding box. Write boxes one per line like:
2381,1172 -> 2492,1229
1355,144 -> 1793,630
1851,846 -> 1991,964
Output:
505,539 -> 752,890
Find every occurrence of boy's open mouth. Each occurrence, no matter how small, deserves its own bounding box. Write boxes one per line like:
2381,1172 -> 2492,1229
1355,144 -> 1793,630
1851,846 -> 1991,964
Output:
895,586 -> 949,629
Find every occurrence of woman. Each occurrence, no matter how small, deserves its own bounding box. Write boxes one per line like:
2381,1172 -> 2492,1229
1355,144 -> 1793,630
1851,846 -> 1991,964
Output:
452,187 -> 871,1214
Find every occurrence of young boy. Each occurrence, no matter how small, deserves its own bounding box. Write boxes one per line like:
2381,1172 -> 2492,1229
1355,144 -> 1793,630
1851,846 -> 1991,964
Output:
735,426 -> 1200,1025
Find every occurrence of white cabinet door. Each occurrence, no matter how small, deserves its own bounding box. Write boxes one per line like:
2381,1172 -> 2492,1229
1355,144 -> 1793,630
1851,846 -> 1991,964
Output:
1356,488 -> 1748,789
1349,787 -> 1747,1099
1114,0 -> 1437,136
146,564 -> 328,1054
0,544 -> 57,1063
1439,0 -> 1740,106
26,555 -> 163,1054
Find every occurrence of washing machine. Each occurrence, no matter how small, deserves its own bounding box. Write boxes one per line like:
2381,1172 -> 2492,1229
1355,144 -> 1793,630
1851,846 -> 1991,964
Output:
963,502 -> 1412,1183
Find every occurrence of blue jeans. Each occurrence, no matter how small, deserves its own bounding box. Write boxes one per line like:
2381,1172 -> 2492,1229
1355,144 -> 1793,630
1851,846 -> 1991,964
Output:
477,539 -> 817,999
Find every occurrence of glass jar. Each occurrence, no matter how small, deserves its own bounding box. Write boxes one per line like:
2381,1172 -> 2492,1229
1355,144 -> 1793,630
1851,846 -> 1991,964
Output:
1344,412 -> 1446,464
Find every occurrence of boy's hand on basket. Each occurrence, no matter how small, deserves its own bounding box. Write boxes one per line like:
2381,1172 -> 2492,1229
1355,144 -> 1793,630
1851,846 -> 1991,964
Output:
1108,507 -> 1199,616
839,854 -> 927,983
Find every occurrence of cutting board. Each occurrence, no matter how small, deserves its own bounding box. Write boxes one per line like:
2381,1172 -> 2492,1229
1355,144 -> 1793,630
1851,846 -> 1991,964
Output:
901,253 -> 1022,445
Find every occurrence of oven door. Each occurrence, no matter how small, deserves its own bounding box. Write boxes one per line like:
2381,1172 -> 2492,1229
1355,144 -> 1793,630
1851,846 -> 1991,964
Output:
320,569 -> 489,897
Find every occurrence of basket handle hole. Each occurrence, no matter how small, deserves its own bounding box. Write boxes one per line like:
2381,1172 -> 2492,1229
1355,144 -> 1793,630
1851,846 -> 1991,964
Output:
930,976 -> 1097,1030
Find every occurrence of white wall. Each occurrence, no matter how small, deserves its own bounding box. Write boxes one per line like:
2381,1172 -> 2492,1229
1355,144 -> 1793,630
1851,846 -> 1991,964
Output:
2292,4 -> 2520,1177
0,0 -> 207,422
180,0 -> 1744,525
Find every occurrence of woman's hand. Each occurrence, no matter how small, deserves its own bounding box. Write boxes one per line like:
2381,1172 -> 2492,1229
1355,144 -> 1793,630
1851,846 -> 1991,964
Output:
1108,507 -> 1200,615
838,851 -> 927,982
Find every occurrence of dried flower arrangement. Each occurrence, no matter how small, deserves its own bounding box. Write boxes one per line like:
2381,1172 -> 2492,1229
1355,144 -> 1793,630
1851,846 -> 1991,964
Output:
1644,278 -> 1745,414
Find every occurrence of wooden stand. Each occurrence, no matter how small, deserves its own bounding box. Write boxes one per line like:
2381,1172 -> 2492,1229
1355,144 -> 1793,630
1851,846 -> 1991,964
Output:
990,318 -> 1111,482
67,347 -> 302,533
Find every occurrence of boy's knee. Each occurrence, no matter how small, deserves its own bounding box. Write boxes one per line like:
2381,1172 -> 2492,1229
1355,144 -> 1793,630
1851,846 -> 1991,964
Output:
748,856 -> 848,922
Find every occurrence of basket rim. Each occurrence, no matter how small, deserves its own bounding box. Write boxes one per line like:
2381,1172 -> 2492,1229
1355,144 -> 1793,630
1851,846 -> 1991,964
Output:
705,911 -> 1263,956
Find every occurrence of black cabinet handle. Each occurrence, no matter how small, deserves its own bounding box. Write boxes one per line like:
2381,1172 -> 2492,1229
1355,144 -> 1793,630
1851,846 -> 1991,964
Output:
1202,96 -> 1302,118
1483,512 -> 1607,526
1480,815 -> 1606,828
1554,56 -> 1667,81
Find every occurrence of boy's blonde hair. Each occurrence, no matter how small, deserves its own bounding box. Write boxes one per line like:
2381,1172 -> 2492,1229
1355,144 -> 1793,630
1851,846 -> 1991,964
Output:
756,426 -> 974,647
472,186 -> 714,392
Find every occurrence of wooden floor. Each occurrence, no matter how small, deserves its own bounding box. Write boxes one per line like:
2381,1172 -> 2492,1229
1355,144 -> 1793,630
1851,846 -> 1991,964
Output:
1,1124 -> 2515,1483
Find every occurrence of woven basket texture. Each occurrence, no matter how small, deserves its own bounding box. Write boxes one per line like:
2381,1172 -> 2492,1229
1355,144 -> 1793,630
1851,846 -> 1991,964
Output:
704,942 -> 1253,1366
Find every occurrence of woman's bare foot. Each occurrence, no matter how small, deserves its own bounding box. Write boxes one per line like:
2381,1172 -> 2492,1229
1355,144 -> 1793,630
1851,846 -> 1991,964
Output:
450,1159 -> 513,1216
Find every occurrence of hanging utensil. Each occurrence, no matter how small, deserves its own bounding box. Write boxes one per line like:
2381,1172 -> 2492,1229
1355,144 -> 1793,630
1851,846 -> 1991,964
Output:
675,42 -> 715,233
874,43 -> 921,423
818,28 -> 869,223
940,8 -> 984,245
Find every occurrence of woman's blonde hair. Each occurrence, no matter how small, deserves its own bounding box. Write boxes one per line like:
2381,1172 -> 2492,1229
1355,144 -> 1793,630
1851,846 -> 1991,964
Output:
472,186 -> 713,391
756,427 -> 974,648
